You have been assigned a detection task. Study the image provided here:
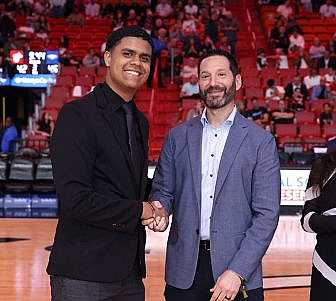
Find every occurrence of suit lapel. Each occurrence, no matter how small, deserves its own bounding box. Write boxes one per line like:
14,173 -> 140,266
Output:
213,113 -> 248,202
187,117 -> 203,213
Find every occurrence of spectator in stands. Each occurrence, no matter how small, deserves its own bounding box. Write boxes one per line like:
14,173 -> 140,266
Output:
222,12 -> 239,56
328,32 -> 336,54
274,26 -> 290,52
289,88 -> 306,111
85,0 -> 100,18
59,34 -> 69,49
184,0 -> 198,16
247,97 -> 269,125
271,99 -> 295,124
185,99 -> 203,120
216,35 -> 231,53
205,11 -> 219,44
60,49 -> 81,66
309,37 -> 327,64
304,68 -> 321,89
311,77 -> 329,100
126,9 -> 138,27
180,57 -> 198,82
182,13 -> 196,35
34,0 -> 51,15
180,74 -> 199,98
319,0 -> 336,18
50,0 -> 65,18
66,6 -> 85,27
265,79 -> 285,100
156,0 -> 173,18
325,68 -> 336,84
319,50 -> 336,69
319,103 -> 334,125
34,15 -> 50,40
0,11 -> 16,43
276,0 -> 293,18
293,48 -> 310,69
285,75 -> 309,100
274,48 -> 289,69
237,99 -> 249,118
35,112 -> 54,136
301,0 -> 313,12
257,48 -> 268,70
289,29 -> 305,52
286,14 -> 303,36
1,117 -> 18,153
152,28 -> 167,56
200,36 -> 215,56
82,48 -> 100,68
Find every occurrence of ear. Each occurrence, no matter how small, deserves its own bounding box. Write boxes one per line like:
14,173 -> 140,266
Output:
235,74 -> 242,91
103,51 -> 111,67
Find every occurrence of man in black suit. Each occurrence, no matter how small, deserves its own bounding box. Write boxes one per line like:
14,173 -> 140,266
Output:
47,27 -> 166,301
284,75 -> 309,100
318,51 -> 336,69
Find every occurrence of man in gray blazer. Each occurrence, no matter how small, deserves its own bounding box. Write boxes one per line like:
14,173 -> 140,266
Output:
149,50 -> 281,301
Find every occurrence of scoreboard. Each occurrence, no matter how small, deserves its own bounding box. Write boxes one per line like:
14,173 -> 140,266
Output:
0,50 -> 60,88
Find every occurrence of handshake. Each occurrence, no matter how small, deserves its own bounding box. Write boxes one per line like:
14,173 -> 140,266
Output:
141,201 -> 169,232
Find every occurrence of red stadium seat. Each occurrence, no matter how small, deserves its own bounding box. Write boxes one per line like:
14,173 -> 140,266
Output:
97,66 -> 107,77
324,125 -> 336,139
275,124 -> 297,138
299,124 -> 321,138
56,75 -> 74,87
75,76 -> 94,86
61,66 -> 78,76
78,67 -> 96,77
295,111 -> 316,125
310,100 -> 331,113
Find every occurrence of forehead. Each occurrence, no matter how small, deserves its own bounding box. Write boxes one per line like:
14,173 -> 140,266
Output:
112,36 -> 152,56
199,55 -> 231,73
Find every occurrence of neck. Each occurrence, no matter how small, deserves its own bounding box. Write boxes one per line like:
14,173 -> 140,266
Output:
105,76 -> 135,102
206,101 -> 235,128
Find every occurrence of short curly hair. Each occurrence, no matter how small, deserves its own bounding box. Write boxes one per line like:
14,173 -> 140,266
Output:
105,26 -> 154,53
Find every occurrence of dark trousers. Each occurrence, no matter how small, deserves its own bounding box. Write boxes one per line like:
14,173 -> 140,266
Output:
310,266 -> 336,301
50,268 -> 144,301
165,244 -> 264,301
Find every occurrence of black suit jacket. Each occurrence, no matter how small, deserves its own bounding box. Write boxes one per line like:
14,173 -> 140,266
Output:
318,57 -> 336,69
47,83 -> 149,282
285,82 -> 309,100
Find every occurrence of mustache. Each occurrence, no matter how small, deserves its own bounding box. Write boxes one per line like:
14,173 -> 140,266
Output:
204,86 -> 227,94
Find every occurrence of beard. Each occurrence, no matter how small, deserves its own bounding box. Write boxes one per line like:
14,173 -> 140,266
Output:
199,81 -> 236,109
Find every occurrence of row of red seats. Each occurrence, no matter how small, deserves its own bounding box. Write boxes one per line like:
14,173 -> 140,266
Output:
276,123 -> 336,139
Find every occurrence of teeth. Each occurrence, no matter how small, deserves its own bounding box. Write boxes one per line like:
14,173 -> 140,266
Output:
125,70 -> 140,76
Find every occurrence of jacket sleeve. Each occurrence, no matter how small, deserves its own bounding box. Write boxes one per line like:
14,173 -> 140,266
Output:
228,135 -> 281,281
52,104 -> 143,233
149,130 -> 175,215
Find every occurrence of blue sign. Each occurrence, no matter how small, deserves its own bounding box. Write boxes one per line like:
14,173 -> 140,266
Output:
10,74 -> 56,88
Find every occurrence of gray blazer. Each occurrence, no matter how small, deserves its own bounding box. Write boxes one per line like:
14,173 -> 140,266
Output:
150,112 -> 281,290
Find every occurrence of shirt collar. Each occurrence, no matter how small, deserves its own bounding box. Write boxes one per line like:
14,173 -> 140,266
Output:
102,81 -> 133,111
201,105 -> 237,128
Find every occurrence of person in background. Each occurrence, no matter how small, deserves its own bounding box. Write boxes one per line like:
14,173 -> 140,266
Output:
271,99 -> 295,124
185,99 -> 204,120
180,74 -> 199,98
247,97 -> 269,125
1,116 -> 18,153
35,112 -> 54,136
301,148 -> 336,301
82,48 -> 100,68
318,103 -> 334,126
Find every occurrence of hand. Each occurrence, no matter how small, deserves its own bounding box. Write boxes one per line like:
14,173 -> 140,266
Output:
143,201 -> 169,232
141,202 -> 154,220
210,270 -> 241,301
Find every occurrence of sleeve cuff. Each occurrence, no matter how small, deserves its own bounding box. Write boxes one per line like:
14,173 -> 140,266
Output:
302,211 -> 316,233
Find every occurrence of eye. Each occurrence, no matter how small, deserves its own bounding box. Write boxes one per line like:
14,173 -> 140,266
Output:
122,51 -> 132,58
141,56 -> 151,63
200,74 -> 210,80
218,72 -> 227,77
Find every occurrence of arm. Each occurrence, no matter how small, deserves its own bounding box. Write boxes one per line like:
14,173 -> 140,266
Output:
227,135 -> 280,281
301,195 -> 336,234
52,104 -> 147,233
150,130 -> 175,215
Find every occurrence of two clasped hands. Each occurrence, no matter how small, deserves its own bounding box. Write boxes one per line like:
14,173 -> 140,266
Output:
140,201 -> 243,301
141,201 -> 169,232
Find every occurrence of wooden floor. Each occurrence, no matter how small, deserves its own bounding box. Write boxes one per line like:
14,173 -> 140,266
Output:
0,216 -> 315,301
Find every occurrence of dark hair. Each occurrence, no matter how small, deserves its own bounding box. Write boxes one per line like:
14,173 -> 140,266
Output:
105,26 -> 154,53
266,79 -> 275,87
198,49 -> 239,77
307,151 -> 336,190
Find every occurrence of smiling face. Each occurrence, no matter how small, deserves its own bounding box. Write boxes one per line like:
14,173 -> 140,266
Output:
104,36 -> 152,100
198,55 -> 242,110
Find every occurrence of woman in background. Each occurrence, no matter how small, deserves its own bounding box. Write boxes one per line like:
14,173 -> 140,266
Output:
301,150 -> 336,301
